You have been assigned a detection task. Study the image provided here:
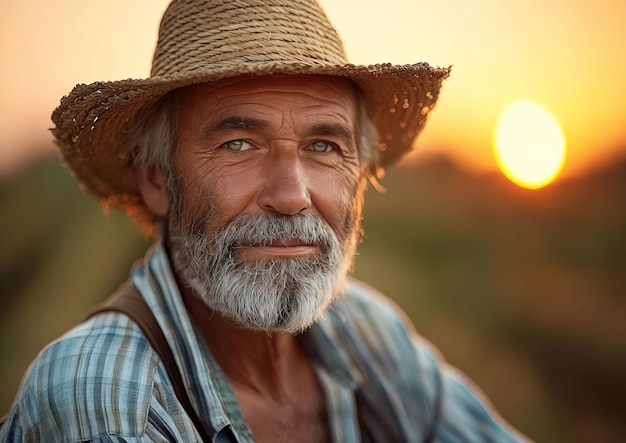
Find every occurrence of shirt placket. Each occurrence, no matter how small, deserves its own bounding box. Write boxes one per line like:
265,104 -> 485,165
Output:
315,365 -> 360,443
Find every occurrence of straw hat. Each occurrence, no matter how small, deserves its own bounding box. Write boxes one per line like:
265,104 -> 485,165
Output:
51,0 -> 450,217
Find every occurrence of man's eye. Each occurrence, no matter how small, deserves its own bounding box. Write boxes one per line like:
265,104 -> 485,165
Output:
311,141 -> 333,153
222,140 -> 249,151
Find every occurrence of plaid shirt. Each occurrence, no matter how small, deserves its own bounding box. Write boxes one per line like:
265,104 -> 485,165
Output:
1,243 -> 528,442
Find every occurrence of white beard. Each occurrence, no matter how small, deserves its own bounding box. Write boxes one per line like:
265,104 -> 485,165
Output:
169,212 -> 359,334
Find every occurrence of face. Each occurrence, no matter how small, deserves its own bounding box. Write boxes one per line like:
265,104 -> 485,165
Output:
164,75 -> 366,333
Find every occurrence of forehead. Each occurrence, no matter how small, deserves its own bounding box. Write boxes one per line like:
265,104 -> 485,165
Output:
175,75 -> 358,122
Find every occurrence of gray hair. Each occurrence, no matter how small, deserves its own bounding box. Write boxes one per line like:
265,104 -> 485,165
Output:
128,93 -> 179,183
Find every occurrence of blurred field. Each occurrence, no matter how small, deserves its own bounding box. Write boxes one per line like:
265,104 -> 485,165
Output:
1,152 -> 625,442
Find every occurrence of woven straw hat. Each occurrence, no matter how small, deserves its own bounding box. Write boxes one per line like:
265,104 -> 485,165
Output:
52,0 -> 450,216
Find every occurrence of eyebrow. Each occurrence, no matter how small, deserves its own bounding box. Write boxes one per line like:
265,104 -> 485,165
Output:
216,116 -> 268,130
200,117 -> 355,143
309,123 -> 355,143
199,116 -> 267,139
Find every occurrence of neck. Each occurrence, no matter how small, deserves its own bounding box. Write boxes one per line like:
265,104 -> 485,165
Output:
178,278 -> 329,442
180,284 -> 305,396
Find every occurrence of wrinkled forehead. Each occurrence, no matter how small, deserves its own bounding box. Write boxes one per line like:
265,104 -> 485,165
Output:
173,74 -> 359,114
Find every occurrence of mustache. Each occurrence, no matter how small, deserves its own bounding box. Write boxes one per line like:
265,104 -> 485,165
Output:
212,213 -> 337,250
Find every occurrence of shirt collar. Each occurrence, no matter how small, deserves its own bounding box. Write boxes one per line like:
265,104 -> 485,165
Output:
300,304 -> 362,391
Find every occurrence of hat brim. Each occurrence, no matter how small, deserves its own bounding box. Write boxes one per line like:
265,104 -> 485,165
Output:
52,62 -> 450,213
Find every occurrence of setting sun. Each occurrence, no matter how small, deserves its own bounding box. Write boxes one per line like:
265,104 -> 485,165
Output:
493,100 -> 567,189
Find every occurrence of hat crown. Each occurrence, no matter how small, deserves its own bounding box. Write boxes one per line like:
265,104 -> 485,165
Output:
151,0 -> 348,77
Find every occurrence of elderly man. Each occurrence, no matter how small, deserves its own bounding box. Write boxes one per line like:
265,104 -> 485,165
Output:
1,0 -> 528,441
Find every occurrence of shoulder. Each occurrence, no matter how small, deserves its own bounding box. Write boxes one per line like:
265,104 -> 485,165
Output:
7,313 -> 162,441
331,279 -> 529,442
327,278 -> 442,387
336,278 -> 412,321
331,277 -> 426,348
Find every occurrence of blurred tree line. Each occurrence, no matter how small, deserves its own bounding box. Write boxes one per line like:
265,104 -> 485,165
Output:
1,152 -> 625,442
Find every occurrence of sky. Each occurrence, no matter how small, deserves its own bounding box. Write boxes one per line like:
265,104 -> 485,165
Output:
1,0 -> 625,180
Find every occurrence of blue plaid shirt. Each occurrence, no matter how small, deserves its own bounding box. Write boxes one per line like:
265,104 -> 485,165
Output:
1,243 -> 528,442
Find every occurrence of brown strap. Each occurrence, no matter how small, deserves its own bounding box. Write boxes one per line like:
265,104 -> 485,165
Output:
84,281 -> 211,441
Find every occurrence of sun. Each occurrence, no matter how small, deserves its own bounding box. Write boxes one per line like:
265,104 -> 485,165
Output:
493,100 -> 567,189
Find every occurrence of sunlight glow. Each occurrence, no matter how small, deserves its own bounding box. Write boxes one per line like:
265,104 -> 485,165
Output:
493,100 -> 567,189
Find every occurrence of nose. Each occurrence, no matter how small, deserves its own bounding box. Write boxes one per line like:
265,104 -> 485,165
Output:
257,150 -> 311,215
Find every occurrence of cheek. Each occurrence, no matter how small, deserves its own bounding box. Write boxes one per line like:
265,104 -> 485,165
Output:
211,165 -> 261,209
312,166 -> 364,237
178,160 -> 260,230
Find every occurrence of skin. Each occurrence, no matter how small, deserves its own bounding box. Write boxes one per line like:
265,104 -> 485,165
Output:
137,75 -> 363,442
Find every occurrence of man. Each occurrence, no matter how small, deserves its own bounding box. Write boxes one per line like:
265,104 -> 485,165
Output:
1,0 -> 528,441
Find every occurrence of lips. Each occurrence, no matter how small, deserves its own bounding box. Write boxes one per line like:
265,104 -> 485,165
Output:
236,238 -> 321,260
267,239 -> 311,248
236,238 -> 313,248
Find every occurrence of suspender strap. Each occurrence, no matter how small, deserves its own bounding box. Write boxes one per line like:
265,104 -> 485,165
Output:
84,281 -> 211,441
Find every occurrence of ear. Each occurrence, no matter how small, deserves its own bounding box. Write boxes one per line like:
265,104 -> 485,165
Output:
136,163 -> 170,217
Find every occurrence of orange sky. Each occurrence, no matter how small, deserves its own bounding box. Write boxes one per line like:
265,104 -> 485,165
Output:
1,0 -> 625,180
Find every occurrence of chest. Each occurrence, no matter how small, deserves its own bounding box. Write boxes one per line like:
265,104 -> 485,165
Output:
238,391 -> 329,443
230,362 -> 329,442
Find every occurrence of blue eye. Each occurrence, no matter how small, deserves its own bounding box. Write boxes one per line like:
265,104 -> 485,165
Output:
311,141 -> 332,152
223,140 -> 246,151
